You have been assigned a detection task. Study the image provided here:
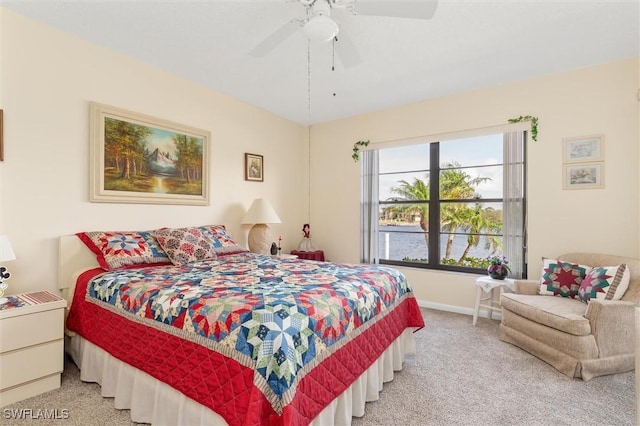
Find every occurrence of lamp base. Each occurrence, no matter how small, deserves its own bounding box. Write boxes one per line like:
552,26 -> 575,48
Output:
247,224 -> 273,254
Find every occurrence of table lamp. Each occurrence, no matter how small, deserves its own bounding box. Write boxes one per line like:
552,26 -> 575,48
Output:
241,198 -> 281,254
0,235 -> 16,302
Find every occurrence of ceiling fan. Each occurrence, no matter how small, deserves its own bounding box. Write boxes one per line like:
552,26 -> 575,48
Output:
249,0 -> 439,68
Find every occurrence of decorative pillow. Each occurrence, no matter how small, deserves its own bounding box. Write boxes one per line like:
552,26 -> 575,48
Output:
77,231 -> 170,270
578,264 -> 630,304
154,227 -> 217,266
539,258 -> 591,298
200,225 -> 249,256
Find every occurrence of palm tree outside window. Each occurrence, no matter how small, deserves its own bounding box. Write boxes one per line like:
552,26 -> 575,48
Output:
367,132 -> 526,275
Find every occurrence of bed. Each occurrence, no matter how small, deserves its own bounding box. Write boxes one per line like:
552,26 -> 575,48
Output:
58,226 -> 425,425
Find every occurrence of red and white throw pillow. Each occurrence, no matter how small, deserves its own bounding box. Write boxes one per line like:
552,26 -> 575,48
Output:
154,227 -> 217,266
578,264 -> 630,303
77,231 -> 170,270
539,258 -> 591,299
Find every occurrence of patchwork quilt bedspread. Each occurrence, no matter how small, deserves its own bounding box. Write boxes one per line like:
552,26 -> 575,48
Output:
67,253 -> 424,426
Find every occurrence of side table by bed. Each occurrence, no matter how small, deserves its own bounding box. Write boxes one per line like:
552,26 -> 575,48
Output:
0,291 -> 66,406
290,250 -> 325,261
473,276 -> 515,326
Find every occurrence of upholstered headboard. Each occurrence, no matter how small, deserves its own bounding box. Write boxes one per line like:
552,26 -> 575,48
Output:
58,235 -> 99,303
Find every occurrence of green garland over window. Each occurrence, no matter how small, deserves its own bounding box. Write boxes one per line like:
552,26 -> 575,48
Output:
352,140 -> 370,162
508,115 -> 538,141
353,115 -> 537,162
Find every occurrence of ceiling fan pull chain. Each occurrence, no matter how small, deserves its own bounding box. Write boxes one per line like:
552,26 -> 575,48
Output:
332,37 -> 337,97
332,37 -> 336,71
307,39 -> 312,122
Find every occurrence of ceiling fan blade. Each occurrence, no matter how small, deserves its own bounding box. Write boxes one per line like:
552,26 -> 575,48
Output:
354,0 -> 438,20
249,20 -> 301,57
334,28 -> 362,68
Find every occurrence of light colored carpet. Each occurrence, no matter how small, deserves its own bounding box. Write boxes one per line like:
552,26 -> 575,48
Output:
2,308 -> 635,425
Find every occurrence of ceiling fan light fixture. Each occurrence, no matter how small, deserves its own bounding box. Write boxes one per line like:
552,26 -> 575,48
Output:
304,14 -> 339,42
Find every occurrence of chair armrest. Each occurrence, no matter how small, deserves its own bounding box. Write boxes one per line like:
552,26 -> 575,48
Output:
585,300 -> 637,357
513,279 -> 539,295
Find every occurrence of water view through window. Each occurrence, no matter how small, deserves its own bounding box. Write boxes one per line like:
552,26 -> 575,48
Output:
378,134 -> 504,270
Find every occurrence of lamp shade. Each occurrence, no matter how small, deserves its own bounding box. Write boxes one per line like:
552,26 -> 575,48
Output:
0,236 -> 16,262
241,198 -> 281,225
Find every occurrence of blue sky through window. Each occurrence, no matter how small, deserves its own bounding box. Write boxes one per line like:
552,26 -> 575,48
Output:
379,134 -> 503,200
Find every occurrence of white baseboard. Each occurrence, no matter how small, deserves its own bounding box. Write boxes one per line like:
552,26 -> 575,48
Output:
416,299 -> 503,321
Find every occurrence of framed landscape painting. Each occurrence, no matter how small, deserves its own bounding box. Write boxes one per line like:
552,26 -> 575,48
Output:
90,102 -> 210,205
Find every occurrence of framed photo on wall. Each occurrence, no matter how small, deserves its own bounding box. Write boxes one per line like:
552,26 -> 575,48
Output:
245,153 -> 263,182
90,102 -> 210,205
563,134 -> 604,163
563,162 -> 604,190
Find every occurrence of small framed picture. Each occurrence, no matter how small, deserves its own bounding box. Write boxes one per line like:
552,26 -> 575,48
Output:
563,134 -> 603,163
563,162 -> 604,190
245,153 -> 263,182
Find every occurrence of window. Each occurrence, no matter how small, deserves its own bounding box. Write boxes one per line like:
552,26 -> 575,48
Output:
361,130 -> 526,277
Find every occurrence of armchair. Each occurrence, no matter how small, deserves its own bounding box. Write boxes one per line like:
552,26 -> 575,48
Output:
499,252 -> 640,381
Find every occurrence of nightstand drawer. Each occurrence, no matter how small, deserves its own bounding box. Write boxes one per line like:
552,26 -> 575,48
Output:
0,340 -> 64,390
0,308 -> 64,353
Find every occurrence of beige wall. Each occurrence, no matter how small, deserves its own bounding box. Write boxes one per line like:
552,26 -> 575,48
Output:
0,9 -> 309,294
2,8 -> 639,314
310,59 -> 640,313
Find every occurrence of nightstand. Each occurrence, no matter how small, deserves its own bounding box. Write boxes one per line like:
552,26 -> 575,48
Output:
275,254 -> 298,259
0,291 -> 66,407
473,276 -> 515,326
290,250 -> 325,261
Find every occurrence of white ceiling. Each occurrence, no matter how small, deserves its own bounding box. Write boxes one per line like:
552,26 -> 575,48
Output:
3,0 -> 639,125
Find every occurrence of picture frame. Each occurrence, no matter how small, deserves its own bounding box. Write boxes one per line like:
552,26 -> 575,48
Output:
563,134 -> 604,163
563,162 -> 604,190
90,102 -> 210,205
245,153 -> 264,182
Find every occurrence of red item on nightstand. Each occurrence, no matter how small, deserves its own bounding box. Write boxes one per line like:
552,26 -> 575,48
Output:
291,250 -> 325,261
